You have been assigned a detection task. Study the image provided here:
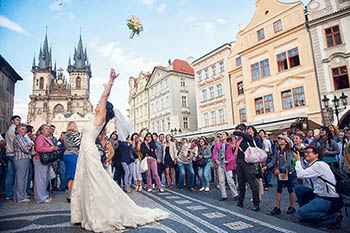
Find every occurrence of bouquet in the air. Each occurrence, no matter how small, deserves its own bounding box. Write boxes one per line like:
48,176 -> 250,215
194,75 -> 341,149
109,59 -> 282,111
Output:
127,15 -> 143,39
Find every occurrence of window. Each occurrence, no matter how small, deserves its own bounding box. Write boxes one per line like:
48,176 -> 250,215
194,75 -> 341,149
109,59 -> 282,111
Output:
212,65 -> 216,76
219,109 -> 224,124
165,79 -> 169,87
220,61 -> 224,72
282,90 -> 293,109
273,20 -> 282,33
255,97 -> 264,114
332,66 -> 349,90
39,77 -> 44,89
260,59 -> 270,77
198,72 -> 202,81
167,119 -> 170,130
183,117 -> 189,129
257,28 -> 265,41
209,87 -> 214,99
160,81 -> 163,90
204,113 -> 209,126
277,52 -> 288,72
293,87 -> 305,107
288,48 -> 300,68
251,63 -> 260,80
181,96 -> 187,107
76,77 -> 81,89
264,94 -> 274,112
237,81 -> 244,95
325,25 -> 342,47
36,79 -> 38,86
180,78 -> 186,87
211,111 -> 216,125
236,57 -> 242,67
165,96 -> 169,107
205,69 -> 209,79
202,89 -> 207,101
217,84 -> 223,97
339,0 -> 348,3
239,109 -> 246,122
162,119 -> 165,131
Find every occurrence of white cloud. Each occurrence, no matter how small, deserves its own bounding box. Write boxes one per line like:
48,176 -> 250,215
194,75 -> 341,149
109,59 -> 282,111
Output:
177,0 -> 186,7
157,3 -> 166,13
141,0 -> 155,5
186,16 -> 197,23
0,15 -> 30,35
204,22 -> 215,39
216,18 -> 227,24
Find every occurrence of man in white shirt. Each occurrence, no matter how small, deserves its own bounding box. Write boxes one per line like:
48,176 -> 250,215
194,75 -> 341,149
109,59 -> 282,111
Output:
294,146 -> 341,228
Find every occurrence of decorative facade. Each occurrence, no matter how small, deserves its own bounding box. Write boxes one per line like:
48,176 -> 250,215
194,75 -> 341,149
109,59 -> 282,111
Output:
148,59 -> 197,134
193,43 -> 234,131
228,0 -> 323,131
27,33 -> 115,137
307,0 -> 350,127
0,55 -> 23,133
132,71 -> 150,132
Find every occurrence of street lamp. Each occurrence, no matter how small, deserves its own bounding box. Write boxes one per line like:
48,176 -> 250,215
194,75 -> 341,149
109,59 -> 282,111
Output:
322,92 -> 348,125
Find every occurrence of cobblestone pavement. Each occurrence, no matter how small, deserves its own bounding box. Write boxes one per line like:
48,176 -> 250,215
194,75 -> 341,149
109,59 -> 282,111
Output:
0,177 -> 348,233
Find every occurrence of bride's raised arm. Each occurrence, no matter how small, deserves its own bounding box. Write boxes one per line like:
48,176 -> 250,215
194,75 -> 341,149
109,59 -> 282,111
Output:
94,68 -> 119,126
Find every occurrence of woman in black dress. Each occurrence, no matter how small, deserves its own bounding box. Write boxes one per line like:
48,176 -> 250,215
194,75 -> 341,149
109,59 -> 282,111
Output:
163,134 -> 176,188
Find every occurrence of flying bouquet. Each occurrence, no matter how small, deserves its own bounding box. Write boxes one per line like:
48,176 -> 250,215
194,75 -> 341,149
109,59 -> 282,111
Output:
127,15 -> 143,39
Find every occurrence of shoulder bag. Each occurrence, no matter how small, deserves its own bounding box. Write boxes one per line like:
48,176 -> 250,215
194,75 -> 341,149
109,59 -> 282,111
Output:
39,137 -> 60,165
241,139 -> 267,164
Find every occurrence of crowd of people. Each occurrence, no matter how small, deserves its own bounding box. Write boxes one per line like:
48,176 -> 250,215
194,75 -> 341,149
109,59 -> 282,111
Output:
1,114 -> 349,230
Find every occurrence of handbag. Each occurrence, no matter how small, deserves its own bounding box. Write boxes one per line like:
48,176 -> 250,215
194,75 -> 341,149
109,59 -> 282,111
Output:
96,144 -> 108,168
39,137 -> 60,165
241,139 -> 267,164
140,157 -> 148,173
198,156 -> 209,167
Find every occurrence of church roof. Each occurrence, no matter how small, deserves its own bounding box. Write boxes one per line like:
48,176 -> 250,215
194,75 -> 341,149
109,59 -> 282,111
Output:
37,32 -> 52,70
68,33 -> 90,71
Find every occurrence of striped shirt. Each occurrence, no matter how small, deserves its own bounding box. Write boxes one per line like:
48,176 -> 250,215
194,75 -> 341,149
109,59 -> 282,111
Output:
13,134 -> 32,160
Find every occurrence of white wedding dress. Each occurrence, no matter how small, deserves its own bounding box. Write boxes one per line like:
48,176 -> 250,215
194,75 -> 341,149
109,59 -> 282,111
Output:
71,119 -> 168,232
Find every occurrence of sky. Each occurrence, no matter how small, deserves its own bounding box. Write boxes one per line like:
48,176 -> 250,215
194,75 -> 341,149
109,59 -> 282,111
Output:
0,0 -> 309,121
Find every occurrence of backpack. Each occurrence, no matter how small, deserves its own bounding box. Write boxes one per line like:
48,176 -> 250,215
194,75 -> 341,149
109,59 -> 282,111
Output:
318,164 -> 350,199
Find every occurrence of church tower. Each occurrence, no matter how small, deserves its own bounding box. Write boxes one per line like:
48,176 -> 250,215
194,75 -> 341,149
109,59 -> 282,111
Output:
28,32 -> 55,123
67,33 -> 93,115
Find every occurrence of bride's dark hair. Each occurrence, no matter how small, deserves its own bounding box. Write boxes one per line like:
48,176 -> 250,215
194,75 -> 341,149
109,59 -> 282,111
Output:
99,101 -> 115,134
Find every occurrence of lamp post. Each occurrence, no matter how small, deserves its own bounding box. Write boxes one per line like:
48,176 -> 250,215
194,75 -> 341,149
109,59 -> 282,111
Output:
322,92 -> 348,125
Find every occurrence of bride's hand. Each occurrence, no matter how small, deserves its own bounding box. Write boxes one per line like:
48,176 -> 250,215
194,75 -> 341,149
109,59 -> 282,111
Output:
109,68 -> 119,85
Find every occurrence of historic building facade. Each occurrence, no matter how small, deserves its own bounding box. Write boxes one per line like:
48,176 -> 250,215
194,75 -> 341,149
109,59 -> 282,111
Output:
228,0 -> 323,132
307,0 -> 350,127
193,43 -> 234,132
27,33 -> 115,137
148,59 -> 197,134
132,71 -> 150,133
0,55 -> 23,133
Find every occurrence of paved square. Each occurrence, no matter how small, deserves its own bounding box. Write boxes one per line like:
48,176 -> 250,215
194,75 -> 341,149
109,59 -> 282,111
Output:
224,221 -> 253,231
186,205 -> 207,211
202,212 -> 226,218
165,196 -> 181,199
175,200 -> 192,204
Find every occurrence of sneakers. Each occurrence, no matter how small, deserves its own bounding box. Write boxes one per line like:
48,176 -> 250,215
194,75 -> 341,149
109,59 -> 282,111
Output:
5,197 -> 12,200
43,198 -> 53,203
147,188 -> 153,192
204,187 -> 210,192
233,196 -> 239,201
199,187 -> 205,191
189,188 -> 196,192
138,186 -> 143,192
17,199 -> 30,203
159,188 -> 165,192
270,207 -> 281,215
251,206 -> 260,212
286,206 -> 296,214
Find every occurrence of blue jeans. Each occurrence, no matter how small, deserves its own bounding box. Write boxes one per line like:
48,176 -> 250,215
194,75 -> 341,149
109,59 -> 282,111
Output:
5,156 -> 15,198
178,162 -> 194,189
295,185 -> 337,225
198,162 -> 211,188
58,160 -> 67,190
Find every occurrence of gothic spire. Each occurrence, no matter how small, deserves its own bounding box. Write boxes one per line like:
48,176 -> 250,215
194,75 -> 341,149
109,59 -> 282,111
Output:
71,31 -> 89,69
32,54 -> 36,68
68,56 -> 72,68
38,30 -> 51,69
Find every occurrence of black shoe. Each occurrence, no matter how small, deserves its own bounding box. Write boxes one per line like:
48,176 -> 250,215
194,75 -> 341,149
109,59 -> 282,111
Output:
270,207 -> 281,215
220,197 -> 227,201
286,206 -> 296,214
233,196 -> 239,201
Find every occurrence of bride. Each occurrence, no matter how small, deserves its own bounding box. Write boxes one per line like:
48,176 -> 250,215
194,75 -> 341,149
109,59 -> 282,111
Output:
71,69 -> 168,232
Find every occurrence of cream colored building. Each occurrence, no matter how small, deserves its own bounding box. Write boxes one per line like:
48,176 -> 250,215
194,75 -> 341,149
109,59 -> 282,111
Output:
193,43 -> 234,131
148,59 -> 197,135
133,72 -> 150,132
228,0 -> 322,131
127,76 -> 137,130
307,0 -> 350,128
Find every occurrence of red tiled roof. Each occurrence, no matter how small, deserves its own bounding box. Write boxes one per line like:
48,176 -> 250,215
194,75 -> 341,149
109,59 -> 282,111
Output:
172,59 -> 194,75
156,66 -> 169,72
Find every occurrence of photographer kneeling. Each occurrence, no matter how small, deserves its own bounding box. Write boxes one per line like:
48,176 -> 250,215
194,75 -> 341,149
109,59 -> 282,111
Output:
294,146 -> 342,229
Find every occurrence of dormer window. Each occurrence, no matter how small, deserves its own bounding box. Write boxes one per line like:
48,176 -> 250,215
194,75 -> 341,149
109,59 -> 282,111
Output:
257,29 -> 265,41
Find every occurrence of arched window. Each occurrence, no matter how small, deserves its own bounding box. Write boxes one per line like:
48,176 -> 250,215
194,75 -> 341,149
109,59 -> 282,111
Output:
76,77 -> 81,89
53,104 -> 64,117
39,77 -> 44,89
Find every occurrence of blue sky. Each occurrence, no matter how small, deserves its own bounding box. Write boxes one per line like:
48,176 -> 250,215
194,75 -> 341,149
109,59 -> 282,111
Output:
0,0 -> 309,120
